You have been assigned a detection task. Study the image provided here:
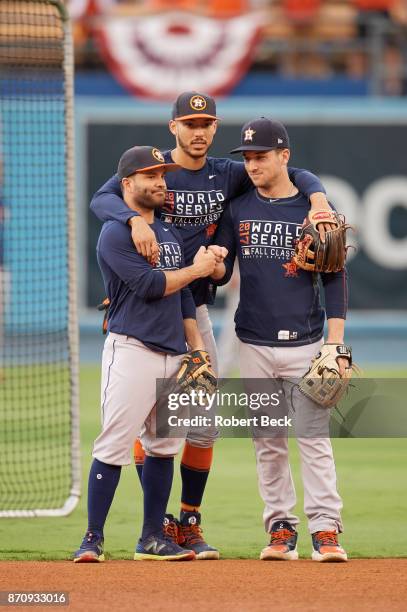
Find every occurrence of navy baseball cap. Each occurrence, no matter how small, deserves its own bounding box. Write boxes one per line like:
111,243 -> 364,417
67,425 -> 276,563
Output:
117,146 -> 180,180
172,91 -> 218,121
230,117 -> 290,154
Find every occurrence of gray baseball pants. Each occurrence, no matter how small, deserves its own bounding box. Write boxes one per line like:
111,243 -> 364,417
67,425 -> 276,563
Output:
92,333 -> 187,466
239,339 -> 343,535
186,304 -> 219,448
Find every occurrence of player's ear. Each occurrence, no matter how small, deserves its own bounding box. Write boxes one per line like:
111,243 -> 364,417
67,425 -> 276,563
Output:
122,176 -> 134,192
212,120 -> 218,134
281,148 -> 290,165
169,120 -> 177,136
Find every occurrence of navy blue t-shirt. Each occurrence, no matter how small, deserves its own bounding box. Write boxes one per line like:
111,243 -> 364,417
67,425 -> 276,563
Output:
213,189 -> 348,348
91,151 -> 326,306
97,219 -> 195,355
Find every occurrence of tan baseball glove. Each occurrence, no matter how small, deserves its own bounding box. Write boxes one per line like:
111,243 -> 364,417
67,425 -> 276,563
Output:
299,343 -> 353,408
176,350 -> 217,395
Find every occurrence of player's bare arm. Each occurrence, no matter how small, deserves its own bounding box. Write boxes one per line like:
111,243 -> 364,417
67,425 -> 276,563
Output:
326,317 -> 349,375
163,246 -> 216,296
128,216 -> 159,264
326,317 -> 345,344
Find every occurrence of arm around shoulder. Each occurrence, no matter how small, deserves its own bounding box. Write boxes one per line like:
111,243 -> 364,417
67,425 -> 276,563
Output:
90,174 -> 137,224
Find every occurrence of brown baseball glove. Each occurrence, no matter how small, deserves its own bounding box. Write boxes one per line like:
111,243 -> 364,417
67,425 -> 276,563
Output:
292,209 -> 352,273
176,350 -> 217,395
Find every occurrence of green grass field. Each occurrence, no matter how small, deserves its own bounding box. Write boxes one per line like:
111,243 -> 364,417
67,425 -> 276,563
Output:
0,365 -> 406,560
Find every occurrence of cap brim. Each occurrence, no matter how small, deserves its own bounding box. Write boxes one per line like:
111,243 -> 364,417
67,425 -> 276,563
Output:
230,145 -> 279,154
136,163 -> 181,173
174,114 -> 218,121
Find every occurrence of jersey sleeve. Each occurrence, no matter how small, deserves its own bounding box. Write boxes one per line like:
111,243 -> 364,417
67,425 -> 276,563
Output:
181,287 -> 196,320
175,229 -> 196,319
212,202 -> 236,286
90,174 -> 140,224
98,225 -> 166,299
320,267 -> 348,320
288,167 -> 326,198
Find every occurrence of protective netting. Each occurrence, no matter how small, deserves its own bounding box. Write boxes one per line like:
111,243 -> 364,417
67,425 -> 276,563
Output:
0,0 -> 80,516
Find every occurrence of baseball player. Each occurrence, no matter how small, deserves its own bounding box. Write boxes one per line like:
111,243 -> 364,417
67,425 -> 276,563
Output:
211,117 -> 349,562
74,146 -> 220,562
90,92 -> 332,559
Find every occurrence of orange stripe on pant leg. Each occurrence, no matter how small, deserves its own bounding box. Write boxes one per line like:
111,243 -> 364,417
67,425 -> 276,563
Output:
134,438 -> 145,464
181,442 -> 213,472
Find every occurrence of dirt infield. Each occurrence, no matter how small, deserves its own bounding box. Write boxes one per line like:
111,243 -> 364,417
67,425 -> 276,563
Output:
1,559 -> 407,611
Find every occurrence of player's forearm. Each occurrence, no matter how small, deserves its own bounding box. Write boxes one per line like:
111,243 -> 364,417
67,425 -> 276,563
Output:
128,215 -> 159,264
326,318 -> 345,343
183,318 -> 205,351
163,265 -> 204,296
310,192 -> 332,210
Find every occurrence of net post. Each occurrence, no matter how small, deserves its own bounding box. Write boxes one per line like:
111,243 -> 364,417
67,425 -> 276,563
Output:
0,0 -> 81,518
63,2 -> 81,513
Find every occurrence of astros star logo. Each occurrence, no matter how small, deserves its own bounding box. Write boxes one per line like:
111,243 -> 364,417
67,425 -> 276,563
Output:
152,148 -> 164,162
244,128 -> 256,142
190,95 -> 207,111
282,260 -> 299,278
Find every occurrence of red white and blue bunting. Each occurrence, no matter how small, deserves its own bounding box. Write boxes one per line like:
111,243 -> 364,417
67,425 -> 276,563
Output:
95,10 -> 263,99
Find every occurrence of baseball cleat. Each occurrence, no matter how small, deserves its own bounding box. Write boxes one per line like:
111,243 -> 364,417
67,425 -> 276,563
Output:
134,534 -> 195,561
178,511 -> 220,560
73,531 -> 105,563
260,520 -> 299,561
163,513 -> 180,544
311,531 -> 348,562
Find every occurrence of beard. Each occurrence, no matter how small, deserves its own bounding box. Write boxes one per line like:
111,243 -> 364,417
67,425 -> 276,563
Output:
177,133 -> 212,159
133,188 -> 166,210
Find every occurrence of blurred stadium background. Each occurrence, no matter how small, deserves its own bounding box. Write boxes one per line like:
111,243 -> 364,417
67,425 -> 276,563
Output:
1,0 -> 407,557
69,0 -> 407,369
